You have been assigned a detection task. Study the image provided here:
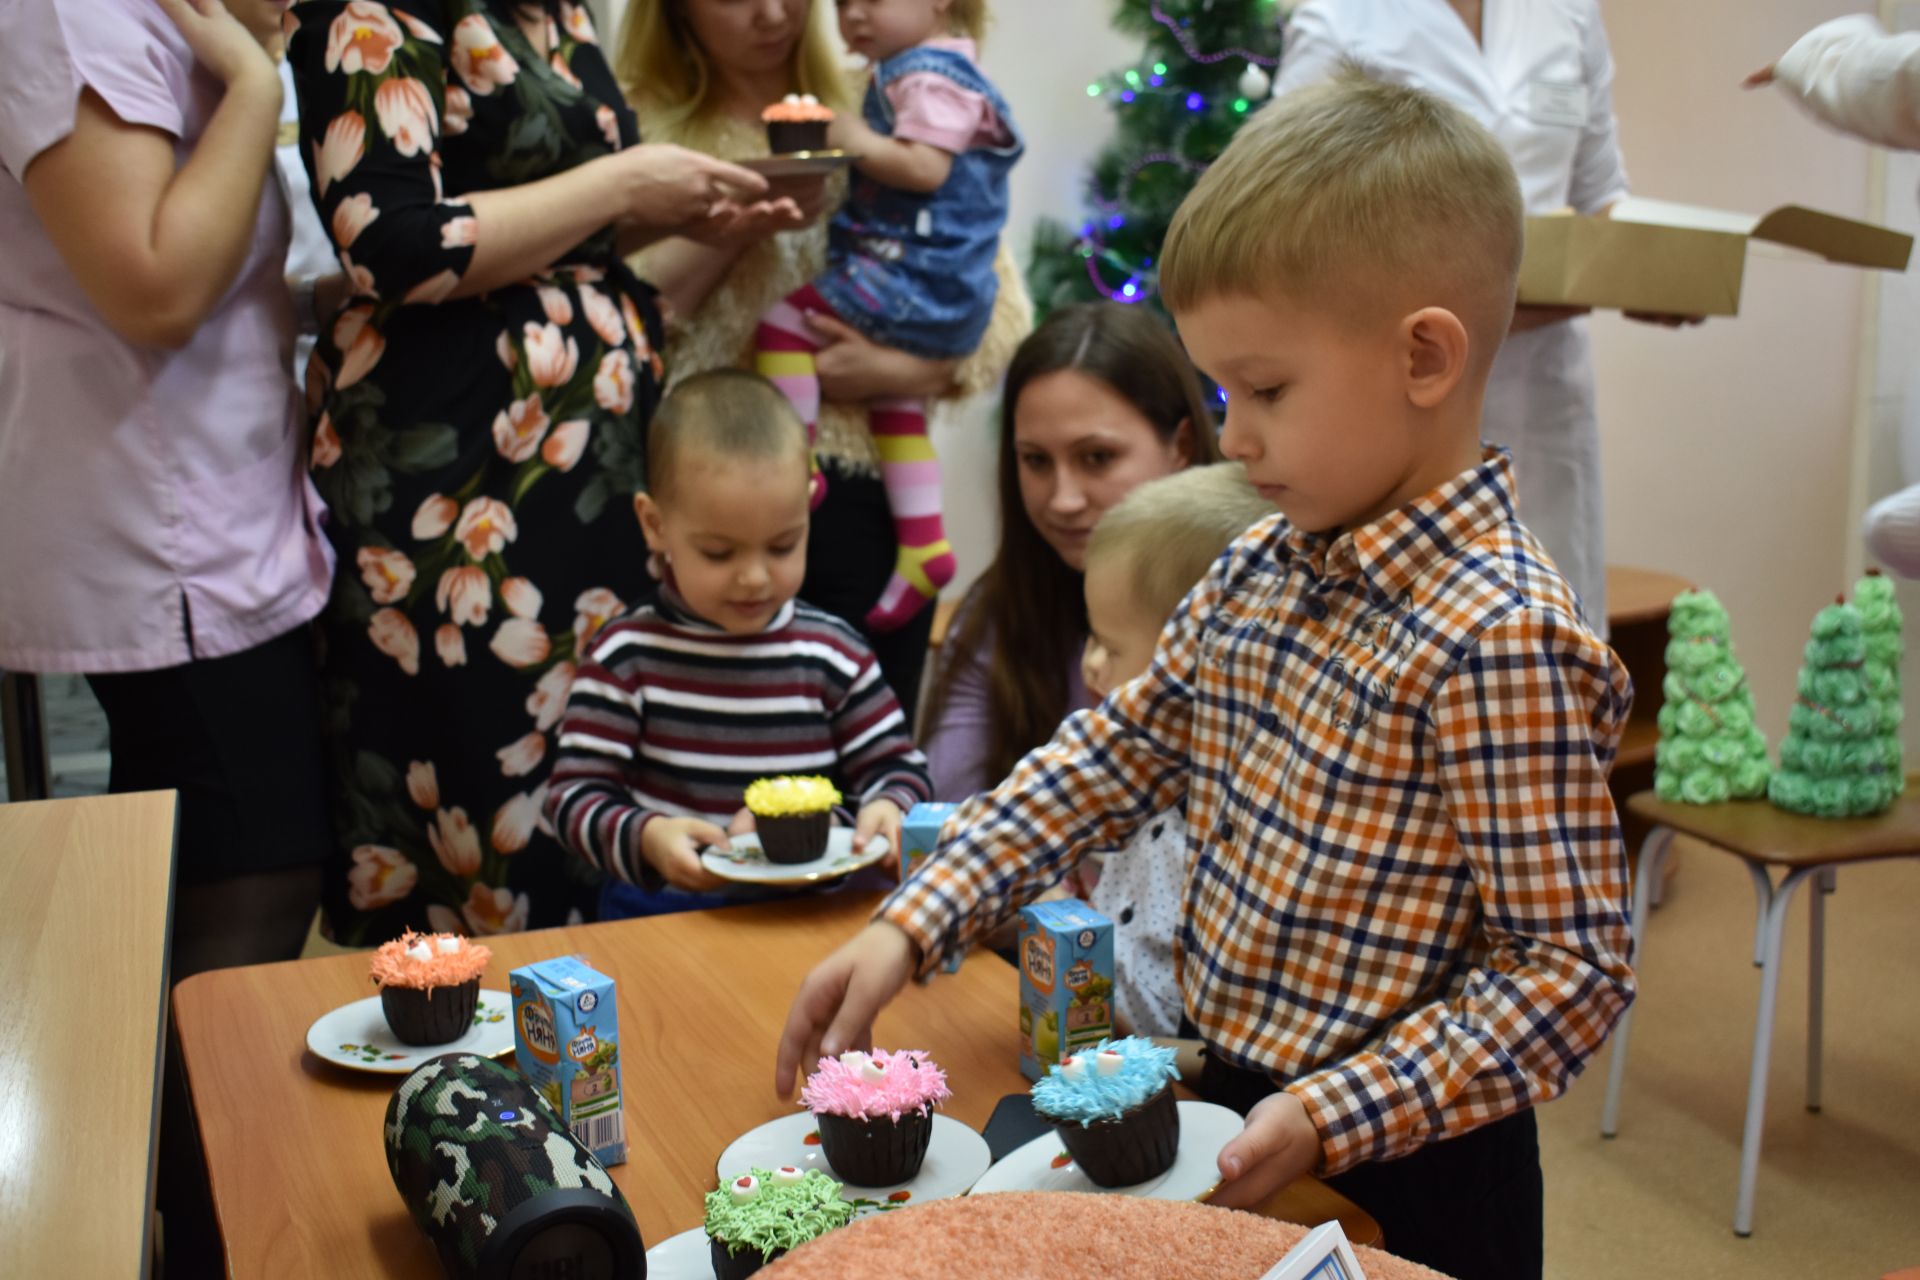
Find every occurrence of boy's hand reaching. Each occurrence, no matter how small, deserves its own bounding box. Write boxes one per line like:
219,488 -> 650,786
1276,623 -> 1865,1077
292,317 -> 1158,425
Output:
1206,1091 -> 1324,1210
854,798 -> 904,855
640,816 -> 730,892
775,922 -> 919,1096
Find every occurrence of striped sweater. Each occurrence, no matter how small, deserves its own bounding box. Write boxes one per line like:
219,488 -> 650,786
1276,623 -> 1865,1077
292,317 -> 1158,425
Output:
544,586 -> 932,892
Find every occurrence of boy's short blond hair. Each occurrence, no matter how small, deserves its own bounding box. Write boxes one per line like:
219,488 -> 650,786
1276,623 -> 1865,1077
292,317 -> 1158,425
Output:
1160,69 -> 1524,363
1088,463 -> 1276,621
646,369 -> 808,504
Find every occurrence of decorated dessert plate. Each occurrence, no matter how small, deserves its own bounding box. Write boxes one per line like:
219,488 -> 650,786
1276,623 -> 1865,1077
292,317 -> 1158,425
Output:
700,829 -> 891,886
967,1100 -> 1241,1202
716,1111 -> 990,1213
740,149 -> 858,178
303,990 -> 514,1074
643,1227 -> 719,1279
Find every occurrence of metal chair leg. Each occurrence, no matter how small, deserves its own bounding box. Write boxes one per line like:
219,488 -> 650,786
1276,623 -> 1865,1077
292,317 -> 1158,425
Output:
1806,867 -> 1836,1114
1734,864 -> 1820,1237
1745,860 -> 1774,968
1601,825 -> 1673,1138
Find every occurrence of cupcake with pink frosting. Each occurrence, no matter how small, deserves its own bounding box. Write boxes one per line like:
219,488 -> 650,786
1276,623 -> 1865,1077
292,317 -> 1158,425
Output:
800,1048 -> 950,1186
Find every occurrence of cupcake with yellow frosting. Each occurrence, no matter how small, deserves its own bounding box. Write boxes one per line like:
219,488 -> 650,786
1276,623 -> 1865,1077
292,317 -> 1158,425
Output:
744,775 -> 841,863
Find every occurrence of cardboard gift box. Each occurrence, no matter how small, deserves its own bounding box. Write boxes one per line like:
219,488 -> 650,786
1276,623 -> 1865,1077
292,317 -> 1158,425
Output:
1517,195 -> 1912,316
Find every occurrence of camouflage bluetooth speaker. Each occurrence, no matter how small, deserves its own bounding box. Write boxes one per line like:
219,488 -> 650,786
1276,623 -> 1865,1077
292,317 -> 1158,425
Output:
384,1054 -> 645,1280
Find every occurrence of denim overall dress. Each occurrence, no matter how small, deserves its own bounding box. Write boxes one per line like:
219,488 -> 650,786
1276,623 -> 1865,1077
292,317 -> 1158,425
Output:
813,44 -> 1024,359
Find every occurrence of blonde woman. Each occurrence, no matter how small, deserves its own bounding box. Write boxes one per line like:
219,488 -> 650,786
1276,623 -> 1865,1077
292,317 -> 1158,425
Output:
616,0 -> 1032,710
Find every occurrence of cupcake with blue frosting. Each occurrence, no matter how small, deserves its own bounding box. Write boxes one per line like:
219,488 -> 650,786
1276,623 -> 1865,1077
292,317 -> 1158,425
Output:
1031,1037 -> 1181,1187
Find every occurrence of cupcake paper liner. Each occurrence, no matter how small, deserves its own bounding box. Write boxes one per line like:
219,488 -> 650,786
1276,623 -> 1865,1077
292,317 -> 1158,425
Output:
767,121 -> 829,154
379,977 -> 479,1046
710,1236 -> 782,1280
1049,1082 -> 1180,1188
756,811 -> 832,863
815,1107 -> 934,1186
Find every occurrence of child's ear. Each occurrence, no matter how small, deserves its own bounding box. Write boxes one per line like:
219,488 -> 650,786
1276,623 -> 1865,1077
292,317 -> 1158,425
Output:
634,491 -> 668,552
1401,306 -> 1470,410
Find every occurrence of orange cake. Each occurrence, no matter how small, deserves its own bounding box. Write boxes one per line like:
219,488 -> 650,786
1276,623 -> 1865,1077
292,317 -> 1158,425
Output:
761,1192 -> 1451,1279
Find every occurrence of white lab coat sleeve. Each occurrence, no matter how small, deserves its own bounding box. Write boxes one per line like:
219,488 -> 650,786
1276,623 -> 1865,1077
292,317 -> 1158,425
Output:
1773,14 -> 1920,151
1273,2 -> 1359,97
1567,0 -> 1630,214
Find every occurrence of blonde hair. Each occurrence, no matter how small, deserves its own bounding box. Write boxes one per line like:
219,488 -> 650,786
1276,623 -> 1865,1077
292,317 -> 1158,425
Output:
1160,68 -> 1523,362
946,0 -> 988,42
613,0 -> 853,130
1087,463 -> 1275,622
647,370 -> 809,504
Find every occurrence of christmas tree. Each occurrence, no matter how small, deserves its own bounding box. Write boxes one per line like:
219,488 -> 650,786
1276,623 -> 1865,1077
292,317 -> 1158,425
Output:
1770,597 -> 1899,817
1654,590 -> 1770,804
1026,0 -> 1284,320
1853,569 -> 1905,796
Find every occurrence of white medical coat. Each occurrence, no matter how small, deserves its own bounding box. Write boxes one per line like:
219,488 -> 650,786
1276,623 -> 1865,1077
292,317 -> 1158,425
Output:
1274,0 -> 1631,627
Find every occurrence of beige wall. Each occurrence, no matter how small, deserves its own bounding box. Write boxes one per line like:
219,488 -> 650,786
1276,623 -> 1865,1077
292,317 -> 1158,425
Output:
1594,0 -> 1878,741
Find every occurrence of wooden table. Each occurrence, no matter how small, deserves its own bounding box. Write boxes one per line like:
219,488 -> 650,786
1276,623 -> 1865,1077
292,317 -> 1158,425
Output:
175,893 -> 1378,1275
0,791 -> 178,1278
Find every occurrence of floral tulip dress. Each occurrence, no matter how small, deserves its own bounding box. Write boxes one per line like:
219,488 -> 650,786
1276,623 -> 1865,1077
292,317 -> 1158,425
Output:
289,0 -> 661,941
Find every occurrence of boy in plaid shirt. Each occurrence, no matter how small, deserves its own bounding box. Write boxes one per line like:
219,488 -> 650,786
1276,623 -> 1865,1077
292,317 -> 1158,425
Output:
776,72 -> 1635,1279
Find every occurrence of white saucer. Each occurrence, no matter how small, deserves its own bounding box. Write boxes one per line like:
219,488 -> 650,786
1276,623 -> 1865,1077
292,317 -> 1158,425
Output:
717,1111 -> 989,1212
967,1100 -> 1240,1202
700,828 -> 890,886
740,149 -> 857,178
303,990 -> 514,1074
644,1227 -> 716,1280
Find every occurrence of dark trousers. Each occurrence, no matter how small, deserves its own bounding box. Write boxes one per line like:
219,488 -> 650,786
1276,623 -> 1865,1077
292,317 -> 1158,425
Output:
803,460 -> 935,713
1200,1052 -> 1544,1280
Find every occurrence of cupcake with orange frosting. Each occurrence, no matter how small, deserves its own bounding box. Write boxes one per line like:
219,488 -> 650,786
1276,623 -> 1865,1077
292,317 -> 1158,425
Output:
369,930 -> 492,1045
801,1048 -> 949,1186
762,93 -> 834,154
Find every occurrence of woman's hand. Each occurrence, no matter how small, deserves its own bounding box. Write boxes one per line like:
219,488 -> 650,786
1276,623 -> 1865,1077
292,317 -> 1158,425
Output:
680,196 -> 810,249
766,173 -> 834,225
156,0 -> 277,88
613,144 -> 771,233
809,312 -> 962,401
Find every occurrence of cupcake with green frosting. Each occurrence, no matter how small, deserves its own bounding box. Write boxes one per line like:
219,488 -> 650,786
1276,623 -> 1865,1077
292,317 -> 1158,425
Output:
744,776 -> 842,863
705,1166 -> 853,1279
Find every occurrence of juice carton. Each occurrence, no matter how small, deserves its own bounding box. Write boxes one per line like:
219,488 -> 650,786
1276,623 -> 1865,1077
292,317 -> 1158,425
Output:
1016,900 -> 1114,1081
900,801 -> 959,883
510,956 -> 626,1166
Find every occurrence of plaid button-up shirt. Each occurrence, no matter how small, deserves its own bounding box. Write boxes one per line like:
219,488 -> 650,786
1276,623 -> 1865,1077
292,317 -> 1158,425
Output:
881,450 -> 1636,1174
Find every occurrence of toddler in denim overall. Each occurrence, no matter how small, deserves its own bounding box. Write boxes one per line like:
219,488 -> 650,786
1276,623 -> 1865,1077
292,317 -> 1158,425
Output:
756,0 -> 1023,633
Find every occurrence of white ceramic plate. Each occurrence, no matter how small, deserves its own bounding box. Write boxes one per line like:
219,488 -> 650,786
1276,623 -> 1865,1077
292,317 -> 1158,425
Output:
303,990 -> 514,1074
967,1100 -> 1240,1202
700,828 -> 890,886
716,1111 -> 989,1212
644,1228 -> 716,1280
739,149 -> 857,178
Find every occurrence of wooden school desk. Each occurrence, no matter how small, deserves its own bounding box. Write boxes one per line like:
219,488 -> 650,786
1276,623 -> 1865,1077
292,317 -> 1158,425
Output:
0,790 -> 178,1278
173,892 -> 1378,1276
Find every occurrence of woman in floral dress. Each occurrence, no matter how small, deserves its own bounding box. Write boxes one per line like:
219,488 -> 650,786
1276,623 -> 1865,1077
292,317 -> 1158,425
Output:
289,0 -> 792,940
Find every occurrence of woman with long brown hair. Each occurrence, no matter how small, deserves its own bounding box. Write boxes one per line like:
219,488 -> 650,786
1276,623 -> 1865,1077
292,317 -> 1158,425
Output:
922,302 -> 1219,799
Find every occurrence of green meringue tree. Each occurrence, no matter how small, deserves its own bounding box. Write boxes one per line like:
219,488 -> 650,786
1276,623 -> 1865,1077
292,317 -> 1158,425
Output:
1853,569 -> 1905,797
1654,590 -> 1770,804
1770,596 -> 1899,817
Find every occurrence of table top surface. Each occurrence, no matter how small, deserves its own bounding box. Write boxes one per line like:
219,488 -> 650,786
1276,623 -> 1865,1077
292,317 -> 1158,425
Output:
174,892 -> 1377,1276
0,791 -> 177,1279
1629,776 -> 1920,865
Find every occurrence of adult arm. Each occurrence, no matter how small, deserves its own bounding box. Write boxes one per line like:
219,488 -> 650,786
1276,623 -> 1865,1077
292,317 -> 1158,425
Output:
919,614 -> 997,802
289,1 -> 767,305
19,0 -> 282,350
1759,14 -> 1920,150
1282,607 -> 1636,1175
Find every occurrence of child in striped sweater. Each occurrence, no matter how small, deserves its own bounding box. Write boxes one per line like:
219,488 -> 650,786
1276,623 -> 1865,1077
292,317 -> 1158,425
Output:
543,370 -> 933,919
